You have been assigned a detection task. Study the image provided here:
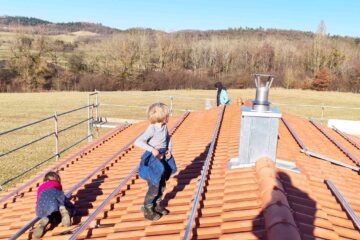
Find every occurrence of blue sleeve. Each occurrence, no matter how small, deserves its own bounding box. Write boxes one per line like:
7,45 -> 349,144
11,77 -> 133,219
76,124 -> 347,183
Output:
220,89 -> 229,105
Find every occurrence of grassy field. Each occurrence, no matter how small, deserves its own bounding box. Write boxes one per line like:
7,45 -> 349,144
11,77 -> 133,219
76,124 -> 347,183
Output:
90,88 -> 360,121
0,32 -> 16,60
0,88 -> 359,190
0,30 -> 98,60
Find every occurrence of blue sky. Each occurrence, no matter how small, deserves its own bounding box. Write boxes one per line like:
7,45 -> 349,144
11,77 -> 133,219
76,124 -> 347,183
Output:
0,0 -> 359,37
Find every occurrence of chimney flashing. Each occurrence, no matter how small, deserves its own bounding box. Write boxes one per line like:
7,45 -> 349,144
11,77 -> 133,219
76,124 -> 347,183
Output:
241,106 -> 282,118
229,158 -> 301,174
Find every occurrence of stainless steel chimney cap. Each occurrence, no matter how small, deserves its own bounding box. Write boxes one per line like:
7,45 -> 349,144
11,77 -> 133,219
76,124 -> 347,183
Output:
253,74 -> 274,112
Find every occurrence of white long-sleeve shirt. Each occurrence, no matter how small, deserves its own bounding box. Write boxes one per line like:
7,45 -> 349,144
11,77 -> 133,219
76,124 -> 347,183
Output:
134,124 -> 172,152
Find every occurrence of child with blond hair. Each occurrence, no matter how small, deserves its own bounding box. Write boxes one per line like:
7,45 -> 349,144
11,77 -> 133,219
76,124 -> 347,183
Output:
34,171 -> 75,238
135,102 -> 177,221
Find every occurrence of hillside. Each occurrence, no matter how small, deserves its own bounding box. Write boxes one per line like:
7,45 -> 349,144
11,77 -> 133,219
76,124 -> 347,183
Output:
0,16 -> 359,93
0,16 -> 119,34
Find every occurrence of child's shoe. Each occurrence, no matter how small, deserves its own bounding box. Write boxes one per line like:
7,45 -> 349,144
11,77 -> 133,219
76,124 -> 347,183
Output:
155,202 -> 170,215
142,205 -> 161,221
59,205 -> 71,227
33,217 -> 49,239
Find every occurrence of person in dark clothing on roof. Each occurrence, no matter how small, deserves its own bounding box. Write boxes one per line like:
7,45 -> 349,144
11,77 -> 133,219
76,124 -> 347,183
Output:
134,102 -> 177,221
215,81 -> 231,106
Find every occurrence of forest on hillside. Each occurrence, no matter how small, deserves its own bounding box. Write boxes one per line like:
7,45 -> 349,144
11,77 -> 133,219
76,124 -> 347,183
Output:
0,19 -> 359,92
0,16 -> 118,34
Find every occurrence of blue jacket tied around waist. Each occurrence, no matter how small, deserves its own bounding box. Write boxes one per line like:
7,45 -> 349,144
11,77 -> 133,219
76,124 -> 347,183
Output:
139,148 -> 177,185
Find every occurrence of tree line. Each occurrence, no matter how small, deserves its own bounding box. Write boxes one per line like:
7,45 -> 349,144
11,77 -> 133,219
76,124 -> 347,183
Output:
0,16 -> 118,34
1,23 -> 360,92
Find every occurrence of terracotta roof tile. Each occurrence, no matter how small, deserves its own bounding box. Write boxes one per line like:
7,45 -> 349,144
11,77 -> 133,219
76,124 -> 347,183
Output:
0,104 -> 359,239
219,231 -> 264,240
106,230 -> 145,240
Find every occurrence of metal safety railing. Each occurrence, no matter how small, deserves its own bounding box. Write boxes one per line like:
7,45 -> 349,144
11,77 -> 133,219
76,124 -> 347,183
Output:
1,90 -> 210,190
67,111 -> 189,240
0,124 -> 129,205
97,92 -> 215,118
92,91 -> 359,124
183,106 -> 225,240
273,102 -> 360,123
0,91 -> 99,189
100,103 -> 195,120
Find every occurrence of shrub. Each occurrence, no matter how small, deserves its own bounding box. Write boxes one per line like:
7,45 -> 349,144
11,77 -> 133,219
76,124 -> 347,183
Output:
311,68 -> 331,91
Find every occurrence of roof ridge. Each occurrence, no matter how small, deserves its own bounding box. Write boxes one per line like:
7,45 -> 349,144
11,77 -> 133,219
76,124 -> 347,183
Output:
255,158 -> 301,240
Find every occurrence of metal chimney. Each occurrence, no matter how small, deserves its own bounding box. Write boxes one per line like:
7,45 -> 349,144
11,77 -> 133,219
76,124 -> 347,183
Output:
253,74 -> 273,112
229,74 -> 282,168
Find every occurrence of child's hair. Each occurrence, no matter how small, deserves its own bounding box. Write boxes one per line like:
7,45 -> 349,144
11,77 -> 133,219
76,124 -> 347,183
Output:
43,171 -> 61,183
147,103 -> 170,124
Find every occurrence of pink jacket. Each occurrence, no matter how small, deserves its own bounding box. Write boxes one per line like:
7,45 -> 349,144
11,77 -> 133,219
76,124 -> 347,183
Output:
36,180 -> 62,203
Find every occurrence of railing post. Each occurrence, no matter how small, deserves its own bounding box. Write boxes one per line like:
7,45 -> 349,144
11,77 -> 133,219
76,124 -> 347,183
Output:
91,102 -> 94,136
88,94 -> 93,142
54,112 -> 59,161
321,103 -> 325,123
170,96 -> 173,116
95,89 -> 99,122
205,98 -> 212,110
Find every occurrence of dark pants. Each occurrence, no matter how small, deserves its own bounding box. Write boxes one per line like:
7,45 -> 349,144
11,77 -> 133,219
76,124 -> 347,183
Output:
144,174 -> 166,206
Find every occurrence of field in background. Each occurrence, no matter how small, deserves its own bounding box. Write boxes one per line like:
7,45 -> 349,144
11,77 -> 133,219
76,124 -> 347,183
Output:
0,88 -> 359,190
97,88 -> 360,121
0,30 -> 97,60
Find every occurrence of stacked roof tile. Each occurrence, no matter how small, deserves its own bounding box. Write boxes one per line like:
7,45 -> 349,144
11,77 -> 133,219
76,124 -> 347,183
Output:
0,104 -> 359,239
